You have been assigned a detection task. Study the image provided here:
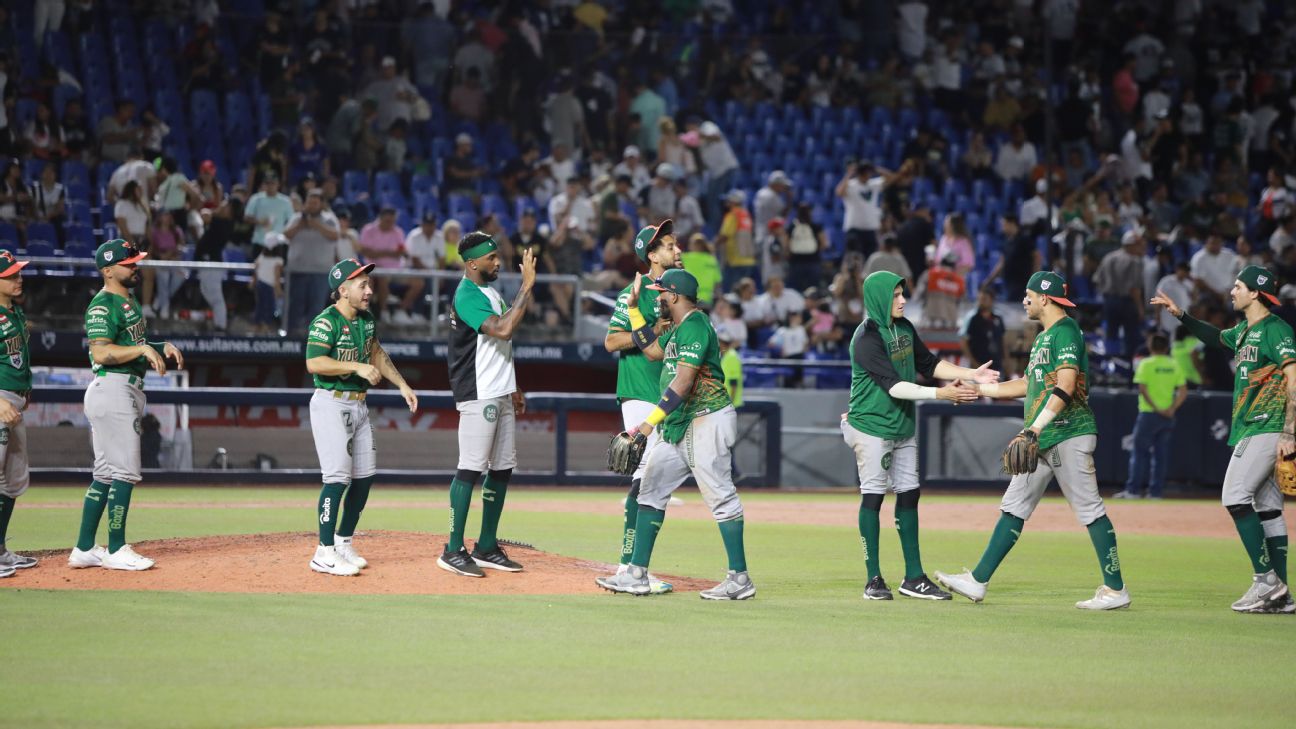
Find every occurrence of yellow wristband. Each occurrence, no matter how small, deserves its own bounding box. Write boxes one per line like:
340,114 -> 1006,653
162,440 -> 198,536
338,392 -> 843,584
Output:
628,307 -> 646,330
645,406 -> 667,426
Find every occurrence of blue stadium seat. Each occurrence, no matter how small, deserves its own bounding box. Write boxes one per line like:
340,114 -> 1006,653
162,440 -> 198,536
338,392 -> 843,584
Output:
25,240 -> 56,259
27,222 -> 58,244
415,192 -> 442,219
65,223 -> 95,248
63,161 -> 91,188
343,171 -> 370,202
65,202 -> 93,227
23,159 -> 45,183
447,193 -> 475,217
373,172 -> 404,201
481,194 -> 509,217
64,242 -> 95,260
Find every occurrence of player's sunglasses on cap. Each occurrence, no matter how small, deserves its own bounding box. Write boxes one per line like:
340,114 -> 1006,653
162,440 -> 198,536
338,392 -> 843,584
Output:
633,219 -> 674,263
95,239 -> 148,269
1026,271 -> 1076,308
0,250 -> 29,277
329,258 -> 375,292
647,268 -> 699,298
1237,264 -> 1280,305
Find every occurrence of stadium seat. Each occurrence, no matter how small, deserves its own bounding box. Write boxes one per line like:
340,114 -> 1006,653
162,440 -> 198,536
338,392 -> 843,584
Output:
25,240 -> 56,259
26,222 -> 58,245
447,193 -> 475,217
65,202 -> 93,227
481,194 -> 509,218
343,171 -> 370,202
64,242 -> 95,260
65,223 -> 96,248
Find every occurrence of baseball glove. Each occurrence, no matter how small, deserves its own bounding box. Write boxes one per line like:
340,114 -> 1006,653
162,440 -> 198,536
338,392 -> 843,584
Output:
1276,454 -> 1296,496
607,431 -> 648,476
1001,429 -> 1040,475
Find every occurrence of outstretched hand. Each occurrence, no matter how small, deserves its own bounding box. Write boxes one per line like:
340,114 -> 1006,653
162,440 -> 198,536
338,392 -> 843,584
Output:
1149,289 -> 1183,319
970,361 -> 1000,384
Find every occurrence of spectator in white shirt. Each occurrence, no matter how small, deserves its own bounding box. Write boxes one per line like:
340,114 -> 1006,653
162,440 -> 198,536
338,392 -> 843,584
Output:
1153,261 -> 1193,335
836,158 -> 910,257
734,277 -> 773,327
1270,215 -> 1296,257
896,1 -> 928,61
994,124 -> 1037,182
1189,233 -> 1242,303
672,179 -> 705,240
1019,179 -> 1050,233
699,121 -> 740,225
612,145 -> 652,196
756,275 -> 806,323
547,175 -> 596,235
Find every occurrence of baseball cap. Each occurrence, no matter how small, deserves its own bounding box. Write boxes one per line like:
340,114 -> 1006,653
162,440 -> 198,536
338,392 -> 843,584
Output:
455,132 -> 473,146
726,189 -> 746,204
1237,264 -> 1280,305
656,163 -> 677,180
95,239 -> 148,269
633,219 -> 674,262
768,170 -> 791,186
1121,229 -> 1142,246
699,121 -> 721,137
381,56 -> 396,67
379,202 -> 397,214
624,145 -> 640,158
0,251 -> 28,277
648,268 -> 699,298
328,258 -> 375,292
1026,271 -> 1076,308
421,209 -> 438,224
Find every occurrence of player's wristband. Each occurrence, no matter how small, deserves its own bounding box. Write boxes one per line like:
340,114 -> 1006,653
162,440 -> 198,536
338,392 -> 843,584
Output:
627,307 -> 647,330
632,325 -> 657,350
978,382 -> 1001,398
1029,406 -> 1059,432
1050,387 -> 1074,406
645,388 -> 684,425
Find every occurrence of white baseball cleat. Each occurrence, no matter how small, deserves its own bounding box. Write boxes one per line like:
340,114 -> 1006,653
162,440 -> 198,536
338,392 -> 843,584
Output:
334,537 -> 368,569
310,545 -> 360,576
615,562 -> 673,594
0,564 -> 13,578
934,569 -> 987,603
1076,585 -> 1131,610
101,545 -> 155,571
68,545 -> 109,568
1231,571 -> 1288,612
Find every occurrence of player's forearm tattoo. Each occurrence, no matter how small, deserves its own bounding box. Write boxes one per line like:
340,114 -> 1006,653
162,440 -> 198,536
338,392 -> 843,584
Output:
511,285 -> 533,315
1285,381 -> 1296,435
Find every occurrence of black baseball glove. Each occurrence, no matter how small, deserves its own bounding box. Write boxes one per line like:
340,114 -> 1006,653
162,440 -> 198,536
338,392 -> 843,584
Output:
1001,429 -> 1040,475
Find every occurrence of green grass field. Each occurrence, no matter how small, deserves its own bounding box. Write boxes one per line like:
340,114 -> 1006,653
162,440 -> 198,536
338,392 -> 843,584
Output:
2,487 -> 1292,729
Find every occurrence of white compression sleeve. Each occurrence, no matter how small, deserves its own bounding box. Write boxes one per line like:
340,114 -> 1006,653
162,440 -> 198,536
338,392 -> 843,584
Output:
1029,404 -> 1060,431
888,381 -> 938,401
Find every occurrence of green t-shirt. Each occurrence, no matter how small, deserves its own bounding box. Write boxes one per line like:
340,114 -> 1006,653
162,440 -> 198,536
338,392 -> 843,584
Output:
608,274 -> 665,404
1219,313 -> 1296,446
657,309 -> 732,444
680,251 -> 722,304
721,347 -> 743,407
85,290 -> 152,377
0,304 -> 30,391
305,306 -> 376,391
1024,316 -> 1097,450
1171,336 -> 1202,385
1133,354 -> 1185,413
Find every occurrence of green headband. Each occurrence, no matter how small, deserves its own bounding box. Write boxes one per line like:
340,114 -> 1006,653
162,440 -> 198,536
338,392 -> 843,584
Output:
460,237 -> 499,261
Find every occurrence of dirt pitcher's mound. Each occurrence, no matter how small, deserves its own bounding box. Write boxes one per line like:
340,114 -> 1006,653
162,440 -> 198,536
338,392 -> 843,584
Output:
5,531 -> 714,596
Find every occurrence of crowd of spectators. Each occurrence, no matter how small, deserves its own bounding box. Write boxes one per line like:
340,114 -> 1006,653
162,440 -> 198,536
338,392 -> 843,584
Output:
2,1 -> 1296,388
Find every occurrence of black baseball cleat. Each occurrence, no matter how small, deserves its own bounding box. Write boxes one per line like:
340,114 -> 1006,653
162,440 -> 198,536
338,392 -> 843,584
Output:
863,575 -> 894,600
437,546 -> 485,577
899,574 -> 953,600
471,545 -> 524,572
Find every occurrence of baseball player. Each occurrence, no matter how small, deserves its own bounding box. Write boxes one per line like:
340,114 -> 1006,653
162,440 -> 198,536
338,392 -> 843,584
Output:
438,232 -> 536,578
844,270 -> 994,601
0,252 -> 36,577
936,272 -> 1130,610
596,269 -> 753,599
603,220 -> 684,594
1152,266 -> 1294,613
69,239 -> 184,571
306,259 -> 419,576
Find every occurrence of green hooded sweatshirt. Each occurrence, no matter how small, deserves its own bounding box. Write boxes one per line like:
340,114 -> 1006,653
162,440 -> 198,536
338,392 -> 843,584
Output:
846,270 -> 940,440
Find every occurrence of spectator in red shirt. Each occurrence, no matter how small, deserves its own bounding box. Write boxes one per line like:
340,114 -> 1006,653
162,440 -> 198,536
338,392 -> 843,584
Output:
1112,54 -> 1140,118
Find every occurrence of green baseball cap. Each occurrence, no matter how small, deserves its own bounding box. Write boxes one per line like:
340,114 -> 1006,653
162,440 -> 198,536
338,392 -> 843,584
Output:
0,251 -> 28,278
328,258 -> 375,292
633,219 -> 674,262
1237,264 -> 1280,305
95,238 -> 148,269
647,268 -> 698,298
1026,271 -> 1076,307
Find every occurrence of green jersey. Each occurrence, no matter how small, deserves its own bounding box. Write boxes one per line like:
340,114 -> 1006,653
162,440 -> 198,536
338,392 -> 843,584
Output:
305,305 -> 377,391
0,304 -> 30,391
1024,316 -> 1097,450
1219,313 -> 1296,446
657,309 -> 731,444
84,290 -> 153,378
608,274 -> 665,403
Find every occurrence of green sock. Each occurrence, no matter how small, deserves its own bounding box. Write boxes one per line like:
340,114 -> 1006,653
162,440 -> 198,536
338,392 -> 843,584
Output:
106,480 -> 135,553
858,503 -> 881,580
896,508 -> 924,580
1086,515 -> 1124,590
629,506 -> 665,568
1230,509 -> 1271,573
619,480 -> 640,565
336,476 -> 372,538
972,512 -> 1024,584
75,480 -> 112,551
1266,535 -> 1289,584
446,475 -> 476,553
317,483 -> 346,546
0,494 -> 14,546
476,469 -> 512,552
718,517 -> 747,572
